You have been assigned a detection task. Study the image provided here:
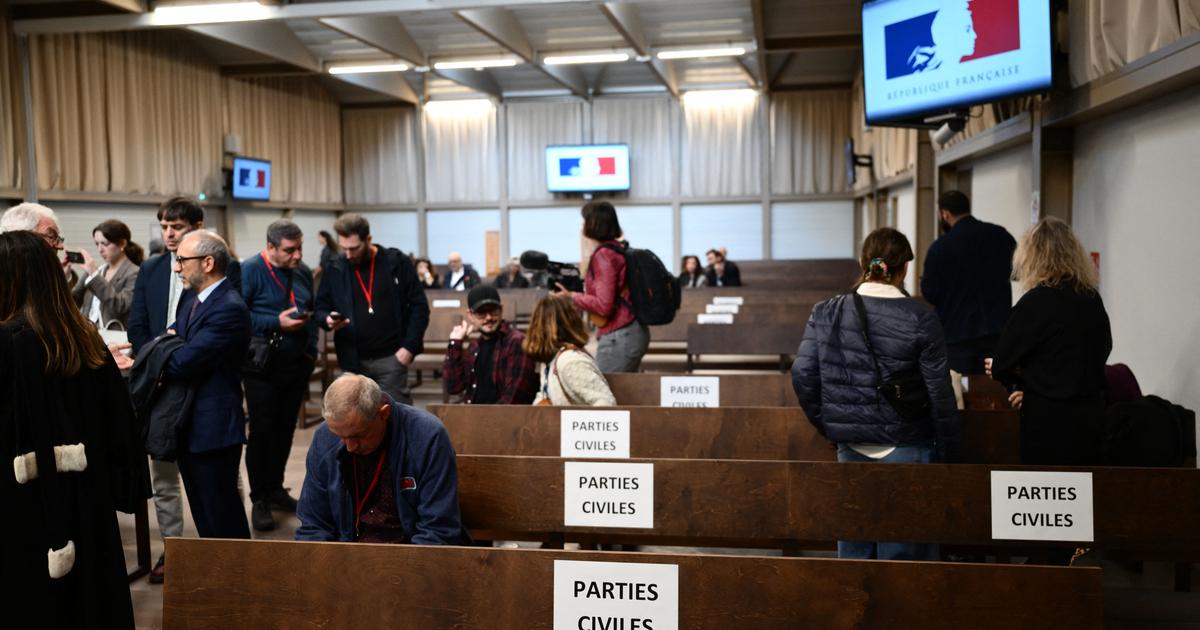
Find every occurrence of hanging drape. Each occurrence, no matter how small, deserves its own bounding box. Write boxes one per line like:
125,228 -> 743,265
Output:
28,33 -> 109,192
593,96 -> 673,199
1069,0 -> 1200,87
506,100 -> 583,202
423,100 -> 499,203
849,70 -> 915,182
770,90 -> 851,195
0,13 -> 21,192
680,91 -> 761,197
342,107 -> 420,206
224,76 -> 342,204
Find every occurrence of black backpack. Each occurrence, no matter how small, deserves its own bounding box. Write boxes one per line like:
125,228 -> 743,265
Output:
599,242 -> 680,326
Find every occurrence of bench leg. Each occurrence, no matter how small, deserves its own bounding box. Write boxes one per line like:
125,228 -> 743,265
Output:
127,498 -> 152,582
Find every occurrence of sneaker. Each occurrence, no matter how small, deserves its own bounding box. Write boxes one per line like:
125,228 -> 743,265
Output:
148,554 -> 165,584
251,500 -> 276,532
267,487 -> 299,513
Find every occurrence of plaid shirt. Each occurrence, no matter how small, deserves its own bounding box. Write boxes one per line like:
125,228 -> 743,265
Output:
442,321 -> 539,404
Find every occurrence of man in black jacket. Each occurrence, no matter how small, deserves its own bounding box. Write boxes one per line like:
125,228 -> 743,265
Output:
315,214 -> 429,405
920,191 -> 1016,375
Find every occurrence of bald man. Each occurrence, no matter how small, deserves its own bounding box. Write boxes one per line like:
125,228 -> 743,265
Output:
296,374 -> 468,544
441,251 -> 480,291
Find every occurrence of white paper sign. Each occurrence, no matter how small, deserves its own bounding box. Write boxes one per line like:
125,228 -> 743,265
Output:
712,296 -> 744,305
431,299 -> 461,308
660,376 -> 720,408
696,313 -> 734,324
564,462 -> 654,529
554,560 -> 679,630
990,471 -> 1094,542
705,303 -> 739,314
561,410 -> 630,459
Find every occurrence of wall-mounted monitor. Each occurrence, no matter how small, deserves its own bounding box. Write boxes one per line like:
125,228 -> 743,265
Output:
546,144 -> 631,193
861,0 -> 1053,126
231,156 -> 271,201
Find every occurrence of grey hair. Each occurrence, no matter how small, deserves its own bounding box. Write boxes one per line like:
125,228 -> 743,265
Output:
323,374 -> 384,424
266,219 -> 303,247
0,202 -> 58,234
187,230 -> 232,276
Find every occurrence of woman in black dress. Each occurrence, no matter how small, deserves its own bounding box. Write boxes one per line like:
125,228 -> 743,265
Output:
989,217 -> 1112,465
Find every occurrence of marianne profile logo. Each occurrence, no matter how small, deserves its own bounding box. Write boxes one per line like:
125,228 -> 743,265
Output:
884,0 -> 1020,79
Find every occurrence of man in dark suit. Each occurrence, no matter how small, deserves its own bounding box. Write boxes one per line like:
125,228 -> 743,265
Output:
164,230 -> 252,539
921,190 -> 1017,375
441,251 -> 481,291
126,196 -> 240,581
704,248 -> 742,287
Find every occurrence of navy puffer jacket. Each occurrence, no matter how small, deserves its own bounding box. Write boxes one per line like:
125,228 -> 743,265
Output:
791,286 -> 960,461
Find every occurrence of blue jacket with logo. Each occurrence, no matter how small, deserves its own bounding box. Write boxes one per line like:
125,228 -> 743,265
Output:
295,400 -> 469,544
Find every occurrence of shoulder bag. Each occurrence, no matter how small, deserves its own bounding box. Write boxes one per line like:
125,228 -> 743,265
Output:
851,292 -> 932,422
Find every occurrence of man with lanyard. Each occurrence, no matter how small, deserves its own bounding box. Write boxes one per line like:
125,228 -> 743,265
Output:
315,213 -> 429,405
295,374 -> 469,545
443,285 -> 538,404
240,219 -> 317,531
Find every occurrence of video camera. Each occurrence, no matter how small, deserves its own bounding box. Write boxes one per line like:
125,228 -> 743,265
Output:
519,250 -> 584,293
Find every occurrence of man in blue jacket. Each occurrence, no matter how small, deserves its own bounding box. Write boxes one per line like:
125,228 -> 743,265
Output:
296,374 -> 469,545
166,230 -> 252,539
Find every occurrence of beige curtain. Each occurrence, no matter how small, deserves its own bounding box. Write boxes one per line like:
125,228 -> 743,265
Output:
680,91 -> 761,197
224,76 -> 342,204
1069,0 -> 1200,87
342,107 -> 420,206
0,13 -> 21,191
505,101 -> 584,202
770,90 -> 851,195
423,100 -> 499,203
850,69 -> 916,183
29,34 -> 109,192
593,96 -> 673,199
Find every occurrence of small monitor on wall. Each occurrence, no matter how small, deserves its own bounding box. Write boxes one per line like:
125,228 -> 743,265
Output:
861,0 -> 1053,126
546,144 -> 631,193
231,156 -> 271,201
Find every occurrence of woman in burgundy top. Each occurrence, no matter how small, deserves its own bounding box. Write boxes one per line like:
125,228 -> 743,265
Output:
555,201 -> 649,373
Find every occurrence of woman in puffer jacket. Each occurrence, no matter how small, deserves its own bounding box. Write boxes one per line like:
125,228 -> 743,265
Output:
791,227 -> 959,561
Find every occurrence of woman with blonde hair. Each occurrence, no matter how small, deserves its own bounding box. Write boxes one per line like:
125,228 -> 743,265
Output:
989,217 -> 1111,465
522,296 -> 616,406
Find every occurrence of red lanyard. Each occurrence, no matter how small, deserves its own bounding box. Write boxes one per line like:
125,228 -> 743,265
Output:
354,247 -> 377,314
260,252 -> 296,308
352,449 -> 387,538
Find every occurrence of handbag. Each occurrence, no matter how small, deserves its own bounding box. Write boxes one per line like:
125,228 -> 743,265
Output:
851,292 -> 932,422
243,333 -> 282,373
536,347 -> 582,406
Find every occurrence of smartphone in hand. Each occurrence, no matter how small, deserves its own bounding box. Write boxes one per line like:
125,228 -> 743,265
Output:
329,312 -> 347,322
66,251 -> 85,264
290,310 -> 313,320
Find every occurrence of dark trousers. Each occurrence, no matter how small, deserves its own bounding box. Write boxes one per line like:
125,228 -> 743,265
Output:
177,444 -> 251,539
945,334 -> 999,375
244,353 -> 314,503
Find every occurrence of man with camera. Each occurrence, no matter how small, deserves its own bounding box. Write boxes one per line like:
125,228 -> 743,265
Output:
240,219 -> 317,531
443,286 -> 538,405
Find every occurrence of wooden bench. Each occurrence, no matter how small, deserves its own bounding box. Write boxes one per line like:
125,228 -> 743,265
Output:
606,373 -> 798,406
734,259 -> 861,290
163,538 -> 1103,629
684,323 -> 804,372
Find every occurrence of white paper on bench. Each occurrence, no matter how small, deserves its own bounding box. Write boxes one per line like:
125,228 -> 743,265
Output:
711,296 -> 744,305
554,560 -> 678,630
660,376 -> 719,408
432,299 -> 462,308
990,471 -> 1094,542
564,461 -> 654,529
561,409 -> 630,459
705,303 -> 739,314
696,313 -> 734,324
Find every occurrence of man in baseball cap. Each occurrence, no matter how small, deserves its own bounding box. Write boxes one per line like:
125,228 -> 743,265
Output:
442,285 -> 538,404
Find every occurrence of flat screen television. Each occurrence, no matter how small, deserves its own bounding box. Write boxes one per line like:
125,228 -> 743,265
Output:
545,144 -> 631,193
861,0 -> 1053,126
231,156 -> 271,201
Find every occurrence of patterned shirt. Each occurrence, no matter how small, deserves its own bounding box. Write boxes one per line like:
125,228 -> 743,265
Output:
442,321 -> 539,404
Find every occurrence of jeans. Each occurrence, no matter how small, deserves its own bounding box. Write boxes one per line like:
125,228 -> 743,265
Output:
595,321 -> 649,373
244,353 -> 313,503
355,354 -> 413,405
835,443 -> 939,561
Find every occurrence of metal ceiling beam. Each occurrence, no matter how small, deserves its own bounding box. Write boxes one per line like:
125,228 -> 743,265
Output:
331,71 -> 421,104
319,16 -> 428,67
734,57 -> 760,89
98,0 -> 145,12
599,2 -> 677,97
455,7 -> 587,97
768,52 -> 794,90
765,34 -> 860,52
648,58 -> 679,98
188,22 -> 320,73
431,68 -> 502,98
749,0 -> 768,92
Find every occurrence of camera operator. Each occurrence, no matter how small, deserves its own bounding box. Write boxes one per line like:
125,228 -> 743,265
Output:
554,201 -> 648,373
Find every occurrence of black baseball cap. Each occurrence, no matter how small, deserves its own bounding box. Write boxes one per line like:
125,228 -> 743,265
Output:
468,285 -> 502,312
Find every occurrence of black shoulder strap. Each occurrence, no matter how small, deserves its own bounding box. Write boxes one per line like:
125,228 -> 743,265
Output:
851,292 -> 884,387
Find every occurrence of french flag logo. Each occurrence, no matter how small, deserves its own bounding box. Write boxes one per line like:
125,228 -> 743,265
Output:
237,167 -> 267,190
559,156 -> 617,178
884,0 -> 1020,79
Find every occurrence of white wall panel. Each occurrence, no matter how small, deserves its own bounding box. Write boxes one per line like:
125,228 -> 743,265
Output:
681,203 -> 763,262
427,209 -> 499,271
358,210 -> 419,257
771,200 -> 855,260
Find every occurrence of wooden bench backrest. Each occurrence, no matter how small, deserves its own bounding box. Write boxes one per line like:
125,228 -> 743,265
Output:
687,323 -> 804,355
735,259 -> 861,290
606,373 -> 797,406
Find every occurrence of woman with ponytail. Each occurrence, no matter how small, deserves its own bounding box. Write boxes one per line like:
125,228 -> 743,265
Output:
71,219 -> 142,330
791,227 -> 959,561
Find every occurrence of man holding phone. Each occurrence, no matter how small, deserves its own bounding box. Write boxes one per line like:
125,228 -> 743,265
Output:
240,219 -> 317,531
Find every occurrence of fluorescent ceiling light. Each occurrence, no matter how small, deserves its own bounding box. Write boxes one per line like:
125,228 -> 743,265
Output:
433,58 -> 519,70
151,1 -> 272,26
657,47 -> 746,60
328,63 -> 409,75
543,52 -> 629,65
424,99 -> 495,116
681,88 -> 759,106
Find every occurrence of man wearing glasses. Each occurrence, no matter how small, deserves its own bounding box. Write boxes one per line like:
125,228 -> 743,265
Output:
443,285 -> 539,405
0,201 -> 68,256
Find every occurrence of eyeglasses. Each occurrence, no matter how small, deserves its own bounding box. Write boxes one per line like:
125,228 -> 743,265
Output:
174,254 -> 211,265
38,230 -> 64,246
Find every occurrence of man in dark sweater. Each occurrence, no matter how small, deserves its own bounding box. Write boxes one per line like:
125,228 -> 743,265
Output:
443,285 -> 538,404
315,214 -> 429,405
920,190 -> 1017,374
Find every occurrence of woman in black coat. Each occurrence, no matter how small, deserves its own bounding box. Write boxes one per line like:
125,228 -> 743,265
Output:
0,231 -> 148,629
989,217 -> 1112,465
